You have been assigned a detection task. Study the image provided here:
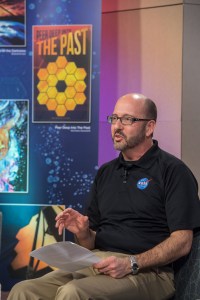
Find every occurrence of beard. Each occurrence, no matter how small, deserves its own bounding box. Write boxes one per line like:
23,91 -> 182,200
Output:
112,125 -> 146,152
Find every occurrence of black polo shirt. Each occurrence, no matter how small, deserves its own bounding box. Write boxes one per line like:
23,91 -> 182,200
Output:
86,140 -> 200,254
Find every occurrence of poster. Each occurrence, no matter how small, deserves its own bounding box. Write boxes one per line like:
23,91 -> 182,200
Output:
0,0 -> 26,47
33,25 -> 92,123
0,205 -> 64,288
0,99 -> 28,193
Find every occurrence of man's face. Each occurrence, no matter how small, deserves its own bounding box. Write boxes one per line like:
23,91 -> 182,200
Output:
111,97 -> 148,152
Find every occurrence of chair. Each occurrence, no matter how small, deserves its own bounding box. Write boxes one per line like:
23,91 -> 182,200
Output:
172,231 -> 200,300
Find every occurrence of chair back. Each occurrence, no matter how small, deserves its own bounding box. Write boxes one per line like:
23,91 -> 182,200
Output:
173,231 -> 200,300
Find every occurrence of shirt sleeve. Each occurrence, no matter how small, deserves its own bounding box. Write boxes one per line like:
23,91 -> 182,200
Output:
85,174 -> 101,231
164,163 -> 200,232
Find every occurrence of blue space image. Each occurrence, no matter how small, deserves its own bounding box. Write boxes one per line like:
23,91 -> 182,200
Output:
0,21 -> 25,46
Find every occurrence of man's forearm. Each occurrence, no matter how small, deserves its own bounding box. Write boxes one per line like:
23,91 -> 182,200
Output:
75,228 -> 96,250
135,230 -> 193,270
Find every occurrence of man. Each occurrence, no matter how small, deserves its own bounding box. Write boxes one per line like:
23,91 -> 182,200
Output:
8,93 -> 200,299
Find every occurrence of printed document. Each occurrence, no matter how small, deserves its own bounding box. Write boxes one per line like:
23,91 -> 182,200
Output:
30,241 -> 101,272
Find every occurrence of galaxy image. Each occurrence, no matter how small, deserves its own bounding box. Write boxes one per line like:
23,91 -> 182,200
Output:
0,0 -> 25,46
0,100 -> 28,193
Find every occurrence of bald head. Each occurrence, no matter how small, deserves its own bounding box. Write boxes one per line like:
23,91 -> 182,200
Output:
115,93 -> 157,121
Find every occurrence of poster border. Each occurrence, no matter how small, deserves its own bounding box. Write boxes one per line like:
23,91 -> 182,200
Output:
32,24 -> 93,124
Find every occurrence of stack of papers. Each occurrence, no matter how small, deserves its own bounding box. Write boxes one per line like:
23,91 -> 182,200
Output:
30,241 -> 101,272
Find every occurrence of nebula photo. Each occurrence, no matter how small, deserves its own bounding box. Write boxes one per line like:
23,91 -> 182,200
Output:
0,0 -> 25,46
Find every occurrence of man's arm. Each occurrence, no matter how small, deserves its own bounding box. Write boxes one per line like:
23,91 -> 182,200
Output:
74,227 -> 96,250
135,229 -> 193,268
55,207 -> 96,250
93,229 -> 193,278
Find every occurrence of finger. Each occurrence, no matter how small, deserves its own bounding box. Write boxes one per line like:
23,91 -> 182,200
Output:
55,208 -> 74,221
94,256 -> 111,267
63,208 -> 78,217
55,218 -> 65,233
58,223 -> 64,235
93,260 -> 108,269
55,211 -> 64,221
83,215 -> 89,222
55,213 -> 71,226
55,220 -> 63,229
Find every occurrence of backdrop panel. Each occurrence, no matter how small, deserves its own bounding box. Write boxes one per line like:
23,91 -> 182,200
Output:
0,0 -> 101,291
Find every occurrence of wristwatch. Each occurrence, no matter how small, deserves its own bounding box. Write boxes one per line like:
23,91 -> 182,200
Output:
129,256 -> 139,275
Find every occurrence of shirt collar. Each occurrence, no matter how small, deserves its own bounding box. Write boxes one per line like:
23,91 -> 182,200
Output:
117,140 -> 159,170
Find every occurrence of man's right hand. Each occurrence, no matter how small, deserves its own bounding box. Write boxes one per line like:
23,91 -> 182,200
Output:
55,207 -> 89,237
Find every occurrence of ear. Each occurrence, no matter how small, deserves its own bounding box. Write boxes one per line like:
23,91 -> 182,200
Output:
145,120 -> 156,137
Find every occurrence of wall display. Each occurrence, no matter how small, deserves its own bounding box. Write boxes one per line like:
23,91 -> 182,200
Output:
0,0 -> 101,291
33,24 -> 92,123
0,0 -> 26,47
0,99 -> 28,193
0,205 -> 64,289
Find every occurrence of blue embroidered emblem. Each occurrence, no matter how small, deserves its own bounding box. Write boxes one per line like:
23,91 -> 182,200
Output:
137,178 -> 151,190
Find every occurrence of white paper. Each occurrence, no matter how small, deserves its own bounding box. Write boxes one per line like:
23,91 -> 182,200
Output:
30,241 -> 101,272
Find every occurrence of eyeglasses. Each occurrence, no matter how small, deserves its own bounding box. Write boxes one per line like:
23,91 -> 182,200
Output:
107,115 -> 153,125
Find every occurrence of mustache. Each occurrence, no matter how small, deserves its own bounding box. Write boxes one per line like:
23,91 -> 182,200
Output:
113,130 -> 128,142
114,129 -> 126,138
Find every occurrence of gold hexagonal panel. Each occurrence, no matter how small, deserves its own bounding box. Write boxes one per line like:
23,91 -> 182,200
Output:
47,74 -> 58,87
74,92 -> 86,105
46,99 -> 57,110
37,68 -> 49,81
75,68 -> 87,80
47,62 -> 58,75
65,62 -> 77,74
65,86 -> 76,98
56,69 -> 67,81
37,81 -> 48,93
37,93 -> 48,105
75,80 -> 86,92
56,56 -> 68,69
65,98 -> 77,111
56,92 -> 66,105
56,104 -> 67,117
47,87 -> 58,98
65,74 -> 76,87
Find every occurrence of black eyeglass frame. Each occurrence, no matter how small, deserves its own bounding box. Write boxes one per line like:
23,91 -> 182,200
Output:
107,115 -> 154,125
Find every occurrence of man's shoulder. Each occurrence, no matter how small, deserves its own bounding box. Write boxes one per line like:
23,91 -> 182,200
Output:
96,157 -> 119,178
157,147 -> 196,180
158,148 -> 183,165
99,157 -> 119,170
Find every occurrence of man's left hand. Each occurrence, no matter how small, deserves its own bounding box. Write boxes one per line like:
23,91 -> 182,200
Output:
93,256 -> 131,278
